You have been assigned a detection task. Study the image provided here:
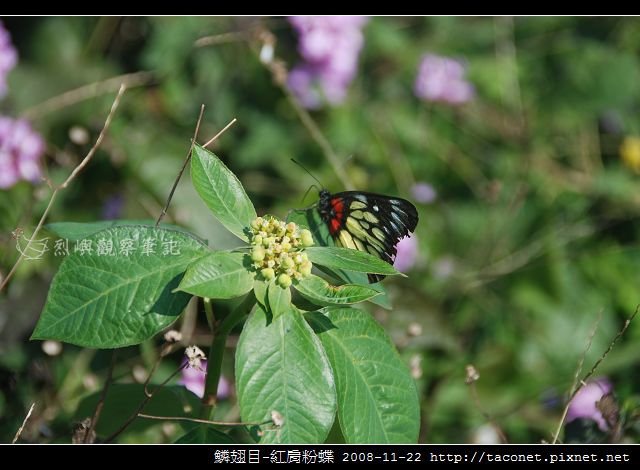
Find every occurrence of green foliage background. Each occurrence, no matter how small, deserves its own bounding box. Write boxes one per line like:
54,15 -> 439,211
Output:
1,17 -> 639,443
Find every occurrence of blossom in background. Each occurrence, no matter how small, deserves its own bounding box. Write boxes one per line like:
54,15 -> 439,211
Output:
620,136 -> 640,173
287,16 -> 369,109
179,356 -> 230,400
393,234 -> 418,273
102,193 -> 124,220
566,377 -> 613,432
411,182 -> 437,204
414,54 -> 474,105
0,21 -> 18,98
0,117 -> 45,189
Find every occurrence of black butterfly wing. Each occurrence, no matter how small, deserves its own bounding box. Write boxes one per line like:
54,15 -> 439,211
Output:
318,190 -> 419,283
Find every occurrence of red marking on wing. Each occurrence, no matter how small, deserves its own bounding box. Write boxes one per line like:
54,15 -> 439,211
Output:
329,197 -> 345,235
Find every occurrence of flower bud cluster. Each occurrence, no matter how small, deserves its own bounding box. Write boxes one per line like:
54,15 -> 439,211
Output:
249,216 -> 314,288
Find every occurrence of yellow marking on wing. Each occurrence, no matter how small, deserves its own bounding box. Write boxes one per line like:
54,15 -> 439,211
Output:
346,217 -> 369,241
350,201 -> 367,210
363,212 -> 379,224
372,227 -> 386,241
338,230 -> 357,249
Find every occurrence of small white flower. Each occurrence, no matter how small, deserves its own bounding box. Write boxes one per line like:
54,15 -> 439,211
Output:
185,345 -> 207,371
271,410 -> 285,427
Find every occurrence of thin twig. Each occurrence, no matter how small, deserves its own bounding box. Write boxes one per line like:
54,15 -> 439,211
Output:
12,403 -> 36,444
467,376 -> 508,443
104,363 -> 187,443
21,72 -> 151,120
551,312 -> 601,444
156,105 -> 206,227
551,306 -> 638,444
202,118 -> 238,149
137,413 -> 267,427
84,350 -> 117,443
0,85 -> 126,293
194,31 -> 249,47
60,84 -> 127,189
245,28 -> 353,190
144,342 -> 180,398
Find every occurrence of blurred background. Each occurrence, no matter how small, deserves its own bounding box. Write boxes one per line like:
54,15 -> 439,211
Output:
0,16 -> 639,443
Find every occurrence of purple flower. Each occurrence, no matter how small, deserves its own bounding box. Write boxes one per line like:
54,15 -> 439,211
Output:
0,117 -> 45,189
393,234 -> 418,272
414,54 -> 474,105
566,377 -> 613,432
287,16 -> 369,109
102,194 -> 124,220
178,357 -> 230,400
0,21 -> 18,98
411,182 -> 437,204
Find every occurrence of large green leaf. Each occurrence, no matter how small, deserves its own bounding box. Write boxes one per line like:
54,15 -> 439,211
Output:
307,307 -> 420,443
32,226 -> 208,348
293,274 -> 380,306
305,246 -> 401,277
45,220 -> 194,241
235,304 -> 336,443
176,251 -> 254,299
74,384 -> 201,440
191,144 -> 256,242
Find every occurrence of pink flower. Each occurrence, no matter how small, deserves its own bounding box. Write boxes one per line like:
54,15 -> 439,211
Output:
0,117 -> 45,189
415,54 -> 474,105
0,21 -> 18,98
178,356 -> 230,400
393,234 -> 418,273
566,377 -> 613,431
411,182 -> 437,204
287,16 -> 369,109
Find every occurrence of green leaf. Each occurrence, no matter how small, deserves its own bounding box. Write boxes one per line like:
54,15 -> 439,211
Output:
191,144 -> 257,242
305,246 -> 401,277
32,226 -> 208,348
307,308 -> 420,443
174,426 -> 235,444
293,274 -> 380,306
176,251 -> 254,299
254,279 -> 268,308
235,304 -> 336,443
74,384 -> 201,440
267,281 -> 292,320
45,220 -> 194,242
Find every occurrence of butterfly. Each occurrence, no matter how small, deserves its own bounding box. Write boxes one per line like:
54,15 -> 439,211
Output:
317,189 -> 419,283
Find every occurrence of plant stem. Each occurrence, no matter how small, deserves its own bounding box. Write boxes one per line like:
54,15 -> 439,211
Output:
200,292 -> 256,420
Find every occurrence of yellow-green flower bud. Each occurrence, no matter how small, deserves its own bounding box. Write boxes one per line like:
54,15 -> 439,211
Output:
251,217 -> 263,230
253,234 -> 263,246
277,273 -> 292,288
282,256 -> 295,269
251,246 -> 265,262
261,268 -> 275,280
281,242 -> 292,252
299,260 -> 312,277
300,229 -> 314,247
286,222 -> 296,233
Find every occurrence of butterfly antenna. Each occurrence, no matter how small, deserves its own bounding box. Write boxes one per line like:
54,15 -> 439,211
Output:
301,184 -> 320,205
291,158 -> 324,187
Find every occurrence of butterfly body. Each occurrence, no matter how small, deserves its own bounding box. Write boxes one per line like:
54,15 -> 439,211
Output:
317,189 -> 419,282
